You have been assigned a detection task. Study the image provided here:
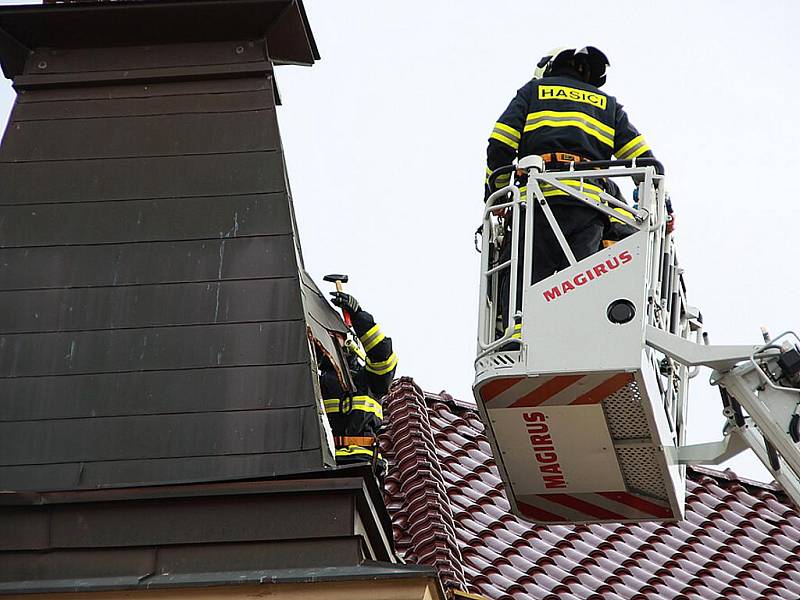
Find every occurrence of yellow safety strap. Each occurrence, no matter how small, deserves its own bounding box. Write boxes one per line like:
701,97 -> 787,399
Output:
525,110 -> 614,148
360,324 -> 386,352
366,352 -> 398,376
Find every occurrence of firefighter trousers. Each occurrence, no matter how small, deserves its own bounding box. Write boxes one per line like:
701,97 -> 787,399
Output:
498,202 -> 605,332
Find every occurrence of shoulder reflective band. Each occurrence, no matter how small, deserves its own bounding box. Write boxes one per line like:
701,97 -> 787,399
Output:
490,122 -> 521,150
525,110 -> 614,148
366,351 -> 398,376
615,134 -> 650,160
360,324 -> 386,352
538,85 -> 607,110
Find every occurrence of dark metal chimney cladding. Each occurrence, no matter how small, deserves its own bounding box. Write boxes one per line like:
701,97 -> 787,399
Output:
0,0 -> 330,492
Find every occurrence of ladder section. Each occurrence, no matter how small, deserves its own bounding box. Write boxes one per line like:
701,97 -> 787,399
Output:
717,333 -> 800,507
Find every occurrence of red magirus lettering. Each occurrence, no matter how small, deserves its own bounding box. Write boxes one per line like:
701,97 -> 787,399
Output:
543,474 -> 568,489
543,287 -> 561,302
542,249 -> 635,303
523,411 -> 545,422
522,411 -> 568,489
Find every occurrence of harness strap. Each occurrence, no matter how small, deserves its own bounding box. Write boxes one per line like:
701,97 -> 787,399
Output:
334,435 -> 375,447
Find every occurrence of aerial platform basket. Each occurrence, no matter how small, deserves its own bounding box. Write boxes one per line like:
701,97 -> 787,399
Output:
474,157 -> 693,524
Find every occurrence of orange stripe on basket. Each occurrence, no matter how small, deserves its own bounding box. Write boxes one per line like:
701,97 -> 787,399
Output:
517,501 -> 566,523
570,372 -> 633,405
480,377 -> 524,403
509,375 -> 585,408
541,493 -> 626,521
597,491 -> 674,518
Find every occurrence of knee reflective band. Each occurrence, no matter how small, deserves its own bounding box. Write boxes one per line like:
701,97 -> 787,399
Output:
523,179 -> 603,203
335,444 -> 383,460
609,205 -> 634,224
359,324 -> 386,352
323,395 -> 383,420
366,352 -> 398,375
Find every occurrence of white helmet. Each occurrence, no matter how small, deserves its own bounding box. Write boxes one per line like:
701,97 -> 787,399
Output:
533,47 -> 574,80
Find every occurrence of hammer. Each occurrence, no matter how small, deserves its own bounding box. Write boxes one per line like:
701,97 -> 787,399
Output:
323,273 -> 352,327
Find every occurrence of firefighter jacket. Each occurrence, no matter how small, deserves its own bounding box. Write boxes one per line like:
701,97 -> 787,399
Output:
320,307 -> 397,463
486,73 -> 654,205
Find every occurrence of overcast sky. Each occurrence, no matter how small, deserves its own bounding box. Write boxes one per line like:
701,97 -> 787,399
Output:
2,0 -> 799,482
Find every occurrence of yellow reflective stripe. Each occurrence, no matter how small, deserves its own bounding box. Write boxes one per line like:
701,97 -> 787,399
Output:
336,445 -> 375,457
494,173 -> 511,188
540,179 -> 603,194
539,179 -> 602,202
507,323 -> 522,340
526,110 -> 614,135
494,121 -> 521,141
326,396 -> 383,419
490,122 -> 521,150
490,130 -> 519,150
366,352 -> 398,376
609,206 -> 634,224
485,169 -> 511,187
543,189 -> 601,202
525,110 -> 614,148
360,324 -> 385,351
351,395 -> 383,419
626,142 -> 651,159
360,324 -> 380,342
616,134 -> 650,160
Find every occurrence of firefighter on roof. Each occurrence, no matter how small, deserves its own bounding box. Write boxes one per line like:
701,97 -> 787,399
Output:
486,46 -> 665,335
317,292 -> 397,480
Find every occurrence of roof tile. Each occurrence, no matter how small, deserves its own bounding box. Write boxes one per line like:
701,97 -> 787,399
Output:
381,379 -> 800,599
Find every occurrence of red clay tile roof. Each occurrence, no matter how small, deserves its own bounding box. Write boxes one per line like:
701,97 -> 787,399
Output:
380,377 -> 800,600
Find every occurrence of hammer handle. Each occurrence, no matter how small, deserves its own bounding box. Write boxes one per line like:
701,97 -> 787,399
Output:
333,280 -> 352,327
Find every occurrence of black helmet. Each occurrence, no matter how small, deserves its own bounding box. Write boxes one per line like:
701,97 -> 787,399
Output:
534,46 -> 610,88
573,46 -> 610,88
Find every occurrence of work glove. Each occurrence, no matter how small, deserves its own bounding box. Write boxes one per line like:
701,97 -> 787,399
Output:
330,291 -> 360,314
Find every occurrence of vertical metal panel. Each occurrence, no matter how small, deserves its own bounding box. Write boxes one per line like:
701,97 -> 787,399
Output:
0,0 -> 328,492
